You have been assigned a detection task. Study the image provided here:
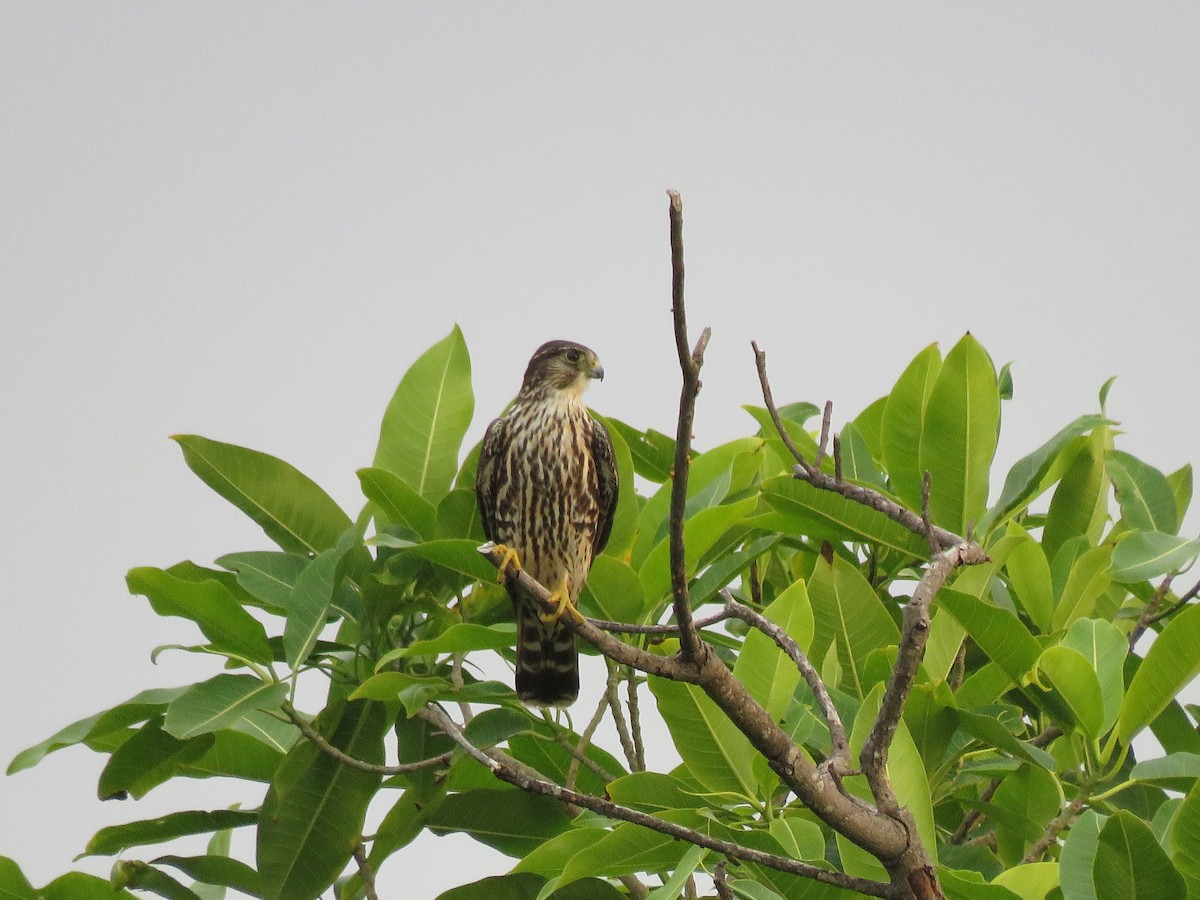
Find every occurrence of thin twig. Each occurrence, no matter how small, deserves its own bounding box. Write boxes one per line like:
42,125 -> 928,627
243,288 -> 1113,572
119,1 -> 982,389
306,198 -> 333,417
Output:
567,689 -> 611,791
752,342 -> 964,551
1022,789 -> 1090,863
815,400 -> 833,468
861,542 -> 988,812
419,703 -> 895,898
722,590 -> 849,766
920,471 -> 937,557
588,608 -> 733,634
352,841 -> 379,900
833,433 -> 843,483
667,189 -> 709,661
627,671 -> 647,772
605,659 -> 640,772
1129,575 -> 1175,649
714,862 -> 734,900
282,703 -> 452,775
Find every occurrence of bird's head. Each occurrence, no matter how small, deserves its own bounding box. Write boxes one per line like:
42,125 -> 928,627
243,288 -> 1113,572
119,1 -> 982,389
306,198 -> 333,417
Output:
520,340 -> 605,401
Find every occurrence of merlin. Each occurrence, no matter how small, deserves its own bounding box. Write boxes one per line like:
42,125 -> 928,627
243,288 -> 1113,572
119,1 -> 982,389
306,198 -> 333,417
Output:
475,340 -> 618,707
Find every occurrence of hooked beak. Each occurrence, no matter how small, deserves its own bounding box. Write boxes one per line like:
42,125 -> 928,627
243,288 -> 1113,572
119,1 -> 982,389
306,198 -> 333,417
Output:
589,362 -> 605,381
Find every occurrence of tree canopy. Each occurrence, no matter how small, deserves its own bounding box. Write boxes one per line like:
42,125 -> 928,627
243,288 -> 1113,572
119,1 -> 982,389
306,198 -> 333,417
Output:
6,198 -> 1200,900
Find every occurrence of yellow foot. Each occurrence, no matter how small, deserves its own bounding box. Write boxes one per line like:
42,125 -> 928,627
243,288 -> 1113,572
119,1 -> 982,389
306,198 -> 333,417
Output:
493,544 -> 522,583
539,576 -> 584,624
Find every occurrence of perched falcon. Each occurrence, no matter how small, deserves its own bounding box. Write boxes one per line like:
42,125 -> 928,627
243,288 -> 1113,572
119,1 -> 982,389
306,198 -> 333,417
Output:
475,340 -> 618,707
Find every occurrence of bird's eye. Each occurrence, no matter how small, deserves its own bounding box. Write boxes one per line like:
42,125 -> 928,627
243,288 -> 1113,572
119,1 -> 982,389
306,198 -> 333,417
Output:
565,349 -> 583,363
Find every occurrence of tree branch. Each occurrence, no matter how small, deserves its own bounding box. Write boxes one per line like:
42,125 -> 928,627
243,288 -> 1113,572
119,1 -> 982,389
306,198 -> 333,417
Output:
1022,789 -> 1090,864
352,841 -> 379,900
587,608 -> 733,634
861,542 -> 987,811
282,702 -> 452,775
667,189 -> 710,661
721,590 -> 850,767
419,703 -> 896,898
751,342 -> 963,551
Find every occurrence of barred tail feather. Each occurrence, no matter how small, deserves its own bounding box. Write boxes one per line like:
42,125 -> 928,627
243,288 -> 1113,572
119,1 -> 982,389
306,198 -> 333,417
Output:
515,604 -> 579,707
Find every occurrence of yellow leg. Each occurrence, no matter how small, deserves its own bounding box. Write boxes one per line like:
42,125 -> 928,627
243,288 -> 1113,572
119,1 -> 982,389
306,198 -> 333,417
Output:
539,575 -> 584,624
493,544 -> 521,583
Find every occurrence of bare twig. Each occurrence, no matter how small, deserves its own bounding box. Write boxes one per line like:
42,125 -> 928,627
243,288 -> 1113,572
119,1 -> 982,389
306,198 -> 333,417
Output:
751,342 -> 964,551
815,400 -> 833,468
605,659 -> 640,772
282,702 -> 452,775
862,542 -> 988,811
567,688 -> 612,791
833,433 -> 844,482
1022,789 -> 1090,863
667,189 -> 709,661
714,862 -> 734,900
722,590 -> 850,766
352,841 -> 379,900
588,608 -> 733,634
419,703 -> 895,898
920,472 -> 937,557
627,672 -> 647,772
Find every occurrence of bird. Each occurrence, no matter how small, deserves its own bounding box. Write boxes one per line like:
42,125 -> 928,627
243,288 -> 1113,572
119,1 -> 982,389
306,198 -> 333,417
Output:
475,340 -> 618,707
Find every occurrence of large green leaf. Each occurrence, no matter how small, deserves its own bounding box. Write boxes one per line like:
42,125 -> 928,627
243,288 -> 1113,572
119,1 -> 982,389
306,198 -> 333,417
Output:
356,466 -> 437,538
1060,810 -> 1105,900
1052,546 -> 1112,631
426,789 -> 571,857
1108,451 -> 1177,534
882,342 -> 942,510
7,686 -> 187,774
1003,531 -> 1055,633
733,577 -> 814,720
1035,646 -> 1104,738
939,589 -> 1040,684
163,675 -> 288,740
373,325 -> 474,503
1043,429 -> 1109,562
807,555 -> 899,699
649,674 -> 758,799
555,810 -> 707,886
981,415 -> 1106,535
172,434 -> 351,555
257,699 -> 386,900
757,475 -> 929,559
591,413 -> 639,562
637,496 -> 757,606
1118,604 -> 1200,743
1110,531 -> 1200,584
918,334 -> 1000,536
991,765 -> 1061,866
127,567 -> 272,665
283,544 -> 351,670
579,555 -> 644,624
1171,779 -> 1200,894
152,854 -> 261,899
606,419 -> 675,483
1062,619 -> 1127,737
86,810 -> 258,856
215,551 -> 308,613
97,718 -> 212,801
1092,810 -> 1185,898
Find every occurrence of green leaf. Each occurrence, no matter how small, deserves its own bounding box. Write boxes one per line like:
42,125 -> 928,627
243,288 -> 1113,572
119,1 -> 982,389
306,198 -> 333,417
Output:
758,475 -> 930,560
605,772 -> 706,813
1172,779 -> 1200,893
992,863 -> 1060,899
555,811 -> 704,886
649,674 -> 758,799
982,415 -> 1107,534
882,342 -> 942,510
838,421 -> 887,489
1062,619 -> 1127,737
1108,451 -> 1177,534
991,765 -> 1061,866
97,718 -> 212,800
1093,809 -> 1185,898
580,555 -> 644,624
283,545 -> 350,670
1111,531 -> 1200,583
0,856 -> 35,898
378,623 -> 516,664
461,708 -> 532,749
373,325 -> 473,503
257,699 -> 386,900
111,861 -> 202,900
733,577 -> 815,720
172,434 -> 351,554
151,855 -> 261,898
852,395 -> 888,462
1052,546 -> 1112,632
126,568 -> 273,664
396,538 -> 497,583
1131,752 -> 1200,790
808,555 -> 899,700
606,419 -> 675,483
86,810 -> 258,856
591,413 -> 639,562
164,675 -> 288,740
918,333 -> 1000,536
1036,646 -> 1104,737
214,551 -> 308,613
1167,464 -> 1193,534
1060,810 -> 1105,900
1119,604 -> 1200,743
638,497 -> 757,606
1043,429 -> 1108,562
955,710 -> 1056,770
7,686 -> 188,774
940,589 -> 1040,683
356,467 -> 437,538
427,788 -> 570,857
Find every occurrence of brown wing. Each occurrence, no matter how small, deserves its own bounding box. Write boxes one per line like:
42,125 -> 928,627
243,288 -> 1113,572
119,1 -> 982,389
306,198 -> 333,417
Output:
589,415 -> 619,555
475,415 -> 508,544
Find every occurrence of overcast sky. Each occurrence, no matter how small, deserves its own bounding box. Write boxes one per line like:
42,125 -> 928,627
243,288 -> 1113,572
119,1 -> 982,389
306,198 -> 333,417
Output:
3,6 -> 1199,896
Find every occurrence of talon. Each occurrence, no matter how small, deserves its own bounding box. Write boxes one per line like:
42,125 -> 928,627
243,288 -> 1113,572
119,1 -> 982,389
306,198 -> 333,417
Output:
539,576 -> 582,624
493,544 -> 521,583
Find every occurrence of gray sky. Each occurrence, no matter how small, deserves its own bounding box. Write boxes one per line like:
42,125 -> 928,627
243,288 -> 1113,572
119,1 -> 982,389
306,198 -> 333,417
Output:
3,6 -> 1199,896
